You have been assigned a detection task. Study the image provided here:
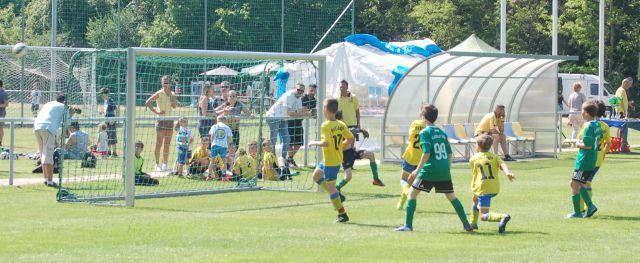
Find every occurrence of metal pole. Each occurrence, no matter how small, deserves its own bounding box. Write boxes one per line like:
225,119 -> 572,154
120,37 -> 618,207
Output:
281,0 -> 284,52
51,0 -> 57,93
500,0 -> 507,53
204,0 -> 208,50
351,0 -> 355,35
9,121 -> 15,186
310,0 -> 354,54
303,117 -> 309,167
117,0 -> 121,48
552,0 -> 558,55
124,48 -> 137,207
598,0 -> 605,100
317,58 -> 326,163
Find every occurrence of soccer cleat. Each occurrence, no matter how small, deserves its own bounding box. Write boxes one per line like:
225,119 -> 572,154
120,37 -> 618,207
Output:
471,224 -> 479,230
464,224 -> 475,233
336,213 -> 349,223
394,225 -> 413,232
46,181 -> 58,188
584,205 -> 598,218
339,191 -> 346,203
566,212 -> 583,219
372,178 -> 385,187
498,214 -> 511,233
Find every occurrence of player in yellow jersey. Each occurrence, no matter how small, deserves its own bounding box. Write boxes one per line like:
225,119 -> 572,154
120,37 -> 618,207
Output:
261,140 -> 280,181
397,105 -> 428,210
309,98 -> 354,223
468,134 -> 515,233
233,148 -> 257,181
577,100 -> 610,212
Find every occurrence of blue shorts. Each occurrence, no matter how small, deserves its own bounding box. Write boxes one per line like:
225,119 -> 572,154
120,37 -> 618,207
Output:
478,194 -> 497,208
588,167 -> 600,182
401,160 -> 417,173
176,145 -> 191,165
319,163 -> 340,181
210,146 -> 228,159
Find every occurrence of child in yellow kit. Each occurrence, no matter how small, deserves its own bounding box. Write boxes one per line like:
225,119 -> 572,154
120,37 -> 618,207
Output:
469,134 -> 516,233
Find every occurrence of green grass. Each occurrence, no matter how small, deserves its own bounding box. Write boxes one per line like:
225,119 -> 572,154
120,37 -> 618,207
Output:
1,153 -> 639,262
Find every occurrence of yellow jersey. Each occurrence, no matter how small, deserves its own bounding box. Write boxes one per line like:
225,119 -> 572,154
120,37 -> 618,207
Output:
401,119 -> 427,166
320,120 -> 354,166
262,152 -> 278,181
337,94 -> 359,126
233,155 -> 257,179
615,87 -> 629,115
189,146 -> 210,165
578,120 -> 611,167
475,112 -> 504,135
469,152 -> 503,196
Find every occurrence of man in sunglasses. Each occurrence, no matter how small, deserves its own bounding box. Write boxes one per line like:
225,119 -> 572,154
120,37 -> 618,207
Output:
266,83 -> 309,166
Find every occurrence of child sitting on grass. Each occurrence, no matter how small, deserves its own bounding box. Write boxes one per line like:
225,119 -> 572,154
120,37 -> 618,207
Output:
188,136 -> 211,178
468,134 -> 515,233
232,147 -> 257,181
134,141 -> 159,186
261,139 -> 280,181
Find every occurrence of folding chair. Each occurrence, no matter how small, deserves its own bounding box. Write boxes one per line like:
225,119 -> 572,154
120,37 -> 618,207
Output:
454,124 -> 476,155
443,124 -> 470,160
504,122 -> 535,157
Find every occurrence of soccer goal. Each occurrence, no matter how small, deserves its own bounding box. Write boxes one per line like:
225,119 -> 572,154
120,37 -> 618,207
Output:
56,47 -> 326,206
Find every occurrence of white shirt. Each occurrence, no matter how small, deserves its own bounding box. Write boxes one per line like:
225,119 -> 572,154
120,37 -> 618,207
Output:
31,90 -> 40,105
97,131 -> 108,152
33,101 -> 67,135
266,90 -> 302,117
209,122 -> 233,148
176,127 -> 193,146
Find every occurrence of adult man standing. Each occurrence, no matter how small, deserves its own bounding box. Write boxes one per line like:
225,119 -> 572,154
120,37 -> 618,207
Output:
615,77 -> 633,118
302,84 -> 317,117
99,88 -> 119,157
34,94 -> 70,187
286,83 -> 315,166
0,80 -> 8,149
266,85 -> 309,161
337,80 -> 360,130
568,82 -> 586,141
474,105 -> 515,161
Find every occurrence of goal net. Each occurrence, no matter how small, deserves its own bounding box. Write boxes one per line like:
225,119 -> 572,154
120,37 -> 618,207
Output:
56,48 -> 326,205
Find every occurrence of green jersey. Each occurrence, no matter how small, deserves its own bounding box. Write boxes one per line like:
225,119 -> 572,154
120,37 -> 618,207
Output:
135,155 -> 144,175
417,125 -> 453,181
575,120 -> 601,171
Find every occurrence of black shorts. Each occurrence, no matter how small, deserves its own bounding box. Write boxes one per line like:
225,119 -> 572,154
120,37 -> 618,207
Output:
288,119 -> 304,146
232,129 -> 240,148
412,178 -> 454,193
342,148 -> 364,170
106,122 -> 117,145
572,170 -> 595,183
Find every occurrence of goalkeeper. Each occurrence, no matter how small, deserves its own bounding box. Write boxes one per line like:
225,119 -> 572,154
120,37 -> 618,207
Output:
335,110 -> 385,194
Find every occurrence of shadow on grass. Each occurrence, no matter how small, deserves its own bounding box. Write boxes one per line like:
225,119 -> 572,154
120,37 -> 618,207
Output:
415,210 -> 456,215
447,230 -> 549,236
594,215 -> 640,221
347,222 -> 397,228
135,193 -> 397,215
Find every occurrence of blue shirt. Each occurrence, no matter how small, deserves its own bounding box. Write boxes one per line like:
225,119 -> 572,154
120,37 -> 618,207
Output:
103,98 -> 117,117
0,89 -> 8,116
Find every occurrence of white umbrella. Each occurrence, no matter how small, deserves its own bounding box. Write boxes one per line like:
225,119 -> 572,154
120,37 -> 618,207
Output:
241,62 -> 281,76
200,66 -> 239,76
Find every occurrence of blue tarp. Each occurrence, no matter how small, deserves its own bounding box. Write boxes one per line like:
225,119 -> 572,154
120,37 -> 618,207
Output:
274,69 -> 289,100
389,65 -> 410,95
345,34 -> 442,58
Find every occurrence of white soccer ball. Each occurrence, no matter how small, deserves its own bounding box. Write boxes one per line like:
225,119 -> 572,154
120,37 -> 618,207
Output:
12,42 -> 27,58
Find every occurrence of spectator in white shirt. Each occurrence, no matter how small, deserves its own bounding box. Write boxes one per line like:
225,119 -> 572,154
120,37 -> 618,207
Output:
265,86 -> 309,160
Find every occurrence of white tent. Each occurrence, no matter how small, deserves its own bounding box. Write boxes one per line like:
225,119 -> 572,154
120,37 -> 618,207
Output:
200,66 -> 239,76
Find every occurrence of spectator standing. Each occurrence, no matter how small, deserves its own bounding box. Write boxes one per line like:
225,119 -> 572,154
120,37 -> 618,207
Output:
30,83 -> 41,117
99,88 -> 120,157
265,86 -> 309,161
474,105 -> 515,161
219,90 -> 249,148
615,77 -> 633,118
337,80 -> 360,129
301,84 -> 318,117
190,80 -> 203,108
198,82 -> 217,138
34,94 -> 71,187
145,75 -> 177,172
568,82 -> 587,141
0,80 -> 8,149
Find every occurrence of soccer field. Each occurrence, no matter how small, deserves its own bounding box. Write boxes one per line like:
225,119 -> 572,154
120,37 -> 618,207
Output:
1,153 -> 639,262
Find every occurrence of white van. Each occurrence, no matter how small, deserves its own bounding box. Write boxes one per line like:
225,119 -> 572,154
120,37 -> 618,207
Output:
558,74 -> 613,110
